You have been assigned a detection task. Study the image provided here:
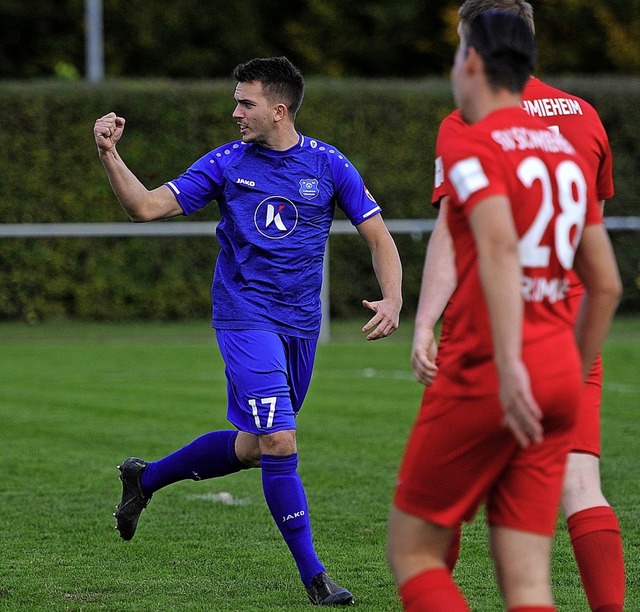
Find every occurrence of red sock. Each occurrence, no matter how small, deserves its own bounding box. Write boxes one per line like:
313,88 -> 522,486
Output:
399,568 -> 469,611
508,607 -> 555,612
567,506 -> 625,612
445,524 -> 462,572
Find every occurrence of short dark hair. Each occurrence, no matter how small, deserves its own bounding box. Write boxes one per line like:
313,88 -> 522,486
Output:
466,10 -> 536,93
233,56 -> 305,120
459,0 -> 535,36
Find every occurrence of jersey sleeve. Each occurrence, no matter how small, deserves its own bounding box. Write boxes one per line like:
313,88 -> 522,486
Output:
164,145 -> 229,215
591,111 -> 615,202
583,163 -> 605,226
443,135 -> 508,216
432,111 -> 468,207
330,150 -> 382,225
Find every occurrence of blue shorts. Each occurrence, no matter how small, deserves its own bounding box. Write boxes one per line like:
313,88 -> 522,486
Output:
215,329 -> 317,435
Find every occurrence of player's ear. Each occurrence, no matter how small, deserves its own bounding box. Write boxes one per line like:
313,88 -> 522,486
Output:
274,103 -> 288,122
464,46 -> 483,77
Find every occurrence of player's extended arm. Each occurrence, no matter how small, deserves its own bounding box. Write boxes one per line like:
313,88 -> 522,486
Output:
356,214 -> 403,341
93,112 -> 184,222
470,196 -> 542,448
572,223 -> 622,379
411,198 -> 457,385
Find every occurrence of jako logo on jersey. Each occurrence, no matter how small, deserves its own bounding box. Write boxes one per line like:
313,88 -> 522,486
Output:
236,177 -> 256,187
254,196 -> 298,239
282,511 -> 305,523
299,178 -> 319,200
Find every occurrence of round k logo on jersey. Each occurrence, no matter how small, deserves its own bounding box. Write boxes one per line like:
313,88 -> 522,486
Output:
254,196 -> 299,239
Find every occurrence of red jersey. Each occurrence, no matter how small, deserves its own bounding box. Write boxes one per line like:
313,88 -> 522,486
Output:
431,78 -> 614,362
432,77 -> 614,205
436,107 -> 602,396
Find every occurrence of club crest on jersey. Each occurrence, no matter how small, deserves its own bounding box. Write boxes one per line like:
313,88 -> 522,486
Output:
299,179 -> 319,200
254,196 -> 298,239
364,186 -> 377,203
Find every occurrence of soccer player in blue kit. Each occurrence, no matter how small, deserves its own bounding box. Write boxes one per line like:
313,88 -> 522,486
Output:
93,56 -> 403,606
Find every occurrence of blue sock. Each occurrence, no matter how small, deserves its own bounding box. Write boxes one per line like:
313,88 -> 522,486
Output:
260,453 -> 325,586
140,430 -> 246,494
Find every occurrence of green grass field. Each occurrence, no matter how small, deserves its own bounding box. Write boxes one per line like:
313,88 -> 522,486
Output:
0,318 -> 638,611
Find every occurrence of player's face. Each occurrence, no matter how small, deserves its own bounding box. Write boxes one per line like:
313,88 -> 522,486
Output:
232,81 -> 278,145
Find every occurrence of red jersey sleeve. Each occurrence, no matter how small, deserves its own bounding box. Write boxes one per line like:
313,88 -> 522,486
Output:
442,134 -> 508,217
432,110 -> 469,207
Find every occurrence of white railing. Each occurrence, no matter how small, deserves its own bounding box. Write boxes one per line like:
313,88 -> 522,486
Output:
2,218 -> 638,342
2,217 -> 638,238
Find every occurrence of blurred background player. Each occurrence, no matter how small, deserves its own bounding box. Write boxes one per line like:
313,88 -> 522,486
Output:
411,2 -> 626,610
388,10 -> 621,611
93,56 -> 402,607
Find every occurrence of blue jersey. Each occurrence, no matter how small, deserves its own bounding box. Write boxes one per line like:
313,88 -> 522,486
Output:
166,133 -> 381,338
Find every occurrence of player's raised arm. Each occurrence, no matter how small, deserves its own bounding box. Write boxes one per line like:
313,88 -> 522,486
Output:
356,214 -> 403,341
93,112 -> 183,222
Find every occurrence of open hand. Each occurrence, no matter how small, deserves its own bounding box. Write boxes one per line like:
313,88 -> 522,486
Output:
361,298 -> 401,341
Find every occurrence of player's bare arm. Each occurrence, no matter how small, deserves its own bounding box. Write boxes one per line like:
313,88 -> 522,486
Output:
470,195 -> 542,448
573,224 -> 622,379
411,199 -> 457,385
94,112 -> 184,222
356,214 -> 403,341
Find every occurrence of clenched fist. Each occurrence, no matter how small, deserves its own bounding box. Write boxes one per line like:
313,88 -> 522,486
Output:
94,112 -> 126,154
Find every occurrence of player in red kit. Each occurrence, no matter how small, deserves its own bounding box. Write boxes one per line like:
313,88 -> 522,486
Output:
410,2 -> 626,611
387,10 -> 622,612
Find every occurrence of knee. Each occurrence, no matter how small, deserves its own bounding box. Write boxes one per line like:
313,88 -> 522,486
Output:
387,520 -> 407,584
387,507 -> 450,586
490,527 -> 553,607
561,453 -> 605,512
239,454 -> 261,469
235,430 -> 297,466
563,453 -> 601,490
561,466 -> 584,504
259,430 -> 297,457
387,531 -> 413,583
234,432 -> 261,468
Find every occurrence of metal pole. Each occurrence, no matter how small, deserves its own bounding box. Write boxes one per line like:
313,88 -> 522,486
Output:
85,0 -> 104,82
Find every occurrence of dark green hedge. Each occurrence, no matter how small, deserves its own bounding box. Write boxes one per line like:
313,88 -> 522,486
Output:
0,77 -> 638,322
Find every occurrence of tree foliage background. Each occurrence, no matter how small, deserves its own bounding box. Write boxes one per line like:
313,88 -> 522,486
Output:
1,0 -> 639,80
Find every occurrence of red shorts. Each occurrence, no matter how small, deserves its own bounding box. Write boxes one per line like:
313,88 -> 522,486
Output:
572,353 -> 602,456
394,359 -> 581,535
